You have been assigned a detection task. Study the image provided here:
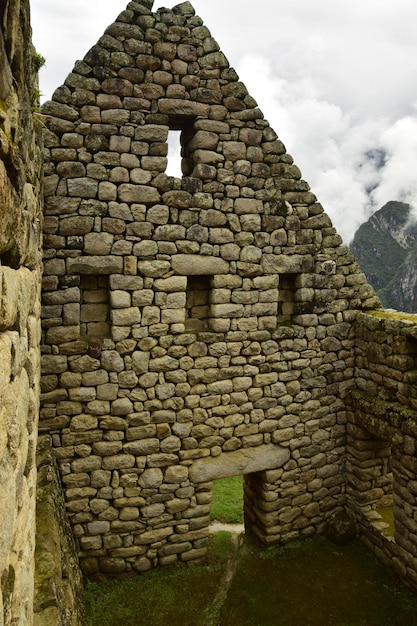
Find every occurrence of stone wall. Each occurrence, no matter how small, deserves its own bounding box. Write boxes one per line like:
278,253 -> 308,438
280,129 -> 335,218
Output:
39,0 -> 381,577
0,0 -> 43,623
347,311 -> 417,588
1,0 -> 417,620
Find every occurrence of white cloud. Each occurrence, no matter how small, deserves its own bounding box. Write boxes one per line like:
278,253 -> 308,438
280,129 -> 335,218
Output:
372,115 -> 417,214
31,0 -> 128,99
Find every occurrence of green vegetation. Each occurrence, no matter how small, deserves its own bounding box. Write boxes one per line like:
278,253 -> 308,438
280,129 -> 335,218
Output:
85,534 -> 417,626
220,535 -> 417,625
350,200 -> 417,311
31,88 -> 49,128
85,461 -> 416,625
85,532 -> 233,626
210,475 -> 244,523
368,309 -> 417,323
32,52 -> 46,71
350,201 -> 409,295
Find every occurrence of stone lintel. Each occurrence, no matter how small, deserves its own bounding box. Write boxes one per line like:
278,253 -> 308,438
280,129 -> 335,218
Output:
158,99 -> 210,118
189,444 -> 290,483
261,254 -> 313,274
67,255 -> 123,275
171,254 -> 229,276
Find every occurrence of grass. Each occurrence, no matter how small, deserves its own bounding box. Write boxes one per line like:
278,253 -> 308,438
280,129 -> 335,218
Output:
210,475 -> 244,523
85,532 -> 233,626
85,534 -> 417,626
219,535 -> 417,626
85,480 -> 417,625
368,309 -> 417,322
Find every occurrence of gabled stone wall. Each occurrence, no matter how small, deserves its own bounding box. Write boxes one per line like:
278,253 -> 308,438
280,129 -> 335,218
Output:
1,0 -> 417,619
0,0 -> 43,622
39,0 -> 381,576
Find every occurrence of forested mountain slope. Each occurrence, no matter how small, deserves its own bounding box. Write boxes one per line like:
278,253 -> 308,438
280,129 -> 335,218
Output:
350,201 -> 417,312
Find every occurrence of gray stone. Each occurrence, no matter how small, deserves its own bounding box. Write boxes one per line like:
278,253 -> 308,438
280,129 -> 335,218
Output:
189,444 -> 289,482
67,255 -> 123,275
171,255 -> 228,275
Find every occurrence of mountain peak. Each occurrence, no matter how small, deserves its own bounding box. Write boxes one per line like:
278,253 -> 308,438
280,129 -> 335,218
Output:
350,201 -> 417,311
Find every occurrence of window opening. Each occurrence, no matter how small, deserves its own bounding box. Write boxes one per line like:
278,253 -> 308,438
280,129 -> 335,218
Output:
185,275 -> 211,331
80,275 -> 110,339
166,129 -> 182,177
166,116 -> 196,178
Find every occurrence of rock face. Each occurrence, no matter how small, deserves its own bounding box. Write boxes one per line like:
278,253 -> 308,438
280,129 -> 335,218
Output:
350,201 -> 417,312
40,0 -> 381,576
0,1 -> 43,623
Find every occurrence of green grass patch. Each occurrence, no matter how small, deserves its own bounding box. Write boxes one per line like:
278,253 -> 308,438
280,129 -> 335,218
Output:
210,475 -> 244,523
85,533 -> 417,626
220,535 -> 417,625
85,532 -> 233,626
368,309 -> 417,323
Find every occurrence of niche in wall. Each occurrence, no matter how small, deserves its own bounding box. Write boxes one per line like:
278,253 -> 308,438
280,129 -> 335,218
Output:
278,273 -> 297,321
79,274 -> 110,339
185,275 -> 211,331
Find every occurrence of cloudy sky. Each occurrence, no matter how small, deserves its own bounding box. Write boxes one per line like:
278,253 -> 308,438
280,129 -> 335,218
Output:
31,0 -> 417,243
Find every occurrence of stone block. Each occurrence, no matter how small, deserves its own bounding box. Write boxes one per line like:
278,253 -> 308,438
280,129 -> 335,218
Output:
67,255 -> 123,275
164,465 -> 189,483
102,454 -> 135,470
67,178 -> 98,198
118,184 -> 160,203
71,456 -> 102,473
154,276 -> 187,292
87,521 -> 110,535
261,254 -> 313,274
158,99 -> 209,117
111,307 -> 141,326
189,444 -> 289,482
124,439 -> 159,455
99,416 -> 128,430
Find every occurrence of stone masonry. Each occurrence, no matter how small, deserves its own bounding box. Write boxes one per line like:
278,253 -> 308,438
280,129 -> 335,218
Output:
0,0 -> 43,623
39,0 -> 384,577
1,0 -> 417,618
347,311 -> 417,588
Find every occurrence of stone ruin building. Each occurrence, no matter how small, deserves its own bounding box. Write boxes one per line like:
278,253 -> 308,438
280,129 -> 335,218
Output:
2,0 -> 417,623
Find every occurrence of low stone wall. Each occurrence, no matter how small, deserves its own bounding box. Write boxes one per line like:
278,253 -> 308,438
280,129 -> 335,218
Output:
0,1 -> 43,623
347,311 -> 417,588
